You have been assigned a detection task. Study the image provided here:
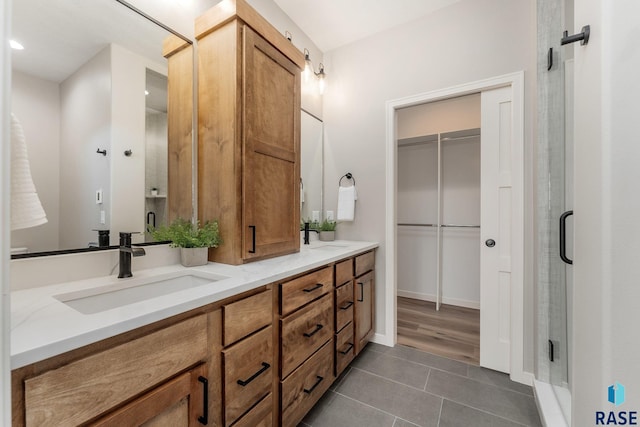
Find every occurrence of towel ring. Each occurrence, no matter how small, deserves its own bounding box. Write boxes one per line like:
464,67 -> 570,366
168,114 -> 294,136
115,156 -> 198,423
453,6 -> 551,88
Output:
339,172 -> 356,186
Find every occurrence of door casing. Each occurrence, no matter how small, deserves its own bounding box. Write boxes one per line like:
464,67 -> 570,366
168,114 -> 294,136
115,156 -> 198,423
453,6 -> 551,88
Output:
383,72 -> 531,385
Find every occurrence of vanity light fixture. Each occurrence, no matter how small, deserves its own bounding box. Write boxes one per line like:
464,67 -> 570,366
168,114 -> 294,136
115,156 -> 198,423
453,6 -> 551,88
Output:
302,48 -> 327,94
10,39 -> 24,50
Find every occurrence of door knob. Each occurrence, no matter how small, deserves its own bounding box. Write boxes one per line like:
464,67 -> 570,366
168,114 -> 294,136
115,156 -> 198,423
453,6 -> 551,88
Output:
485,239 -> 496,247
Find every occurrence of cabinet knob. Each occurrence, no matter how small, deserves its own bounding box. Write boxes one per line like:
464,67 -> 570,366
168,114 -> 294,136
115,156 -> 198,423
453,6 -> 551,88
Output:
485,239 -> 496,248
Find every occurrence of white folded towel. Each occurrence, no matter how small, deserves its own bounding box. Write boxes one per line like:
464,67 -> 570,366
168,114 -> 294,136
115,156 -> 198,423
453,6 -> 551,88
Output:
10,113 -> 47,230
337,185 -> 357,222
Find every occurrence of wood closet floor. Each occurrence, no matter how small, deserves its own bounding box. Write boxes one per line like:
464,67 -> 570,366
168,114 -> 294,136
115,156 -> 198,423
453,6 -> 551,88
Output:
397,296 -> 480,365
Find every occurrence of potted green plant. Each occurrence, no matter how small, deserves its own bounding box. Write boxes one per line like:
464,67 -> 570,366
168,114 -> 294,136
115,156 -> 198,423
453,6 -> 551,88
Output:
149,218 -> 222,267
318,219 -> 336,241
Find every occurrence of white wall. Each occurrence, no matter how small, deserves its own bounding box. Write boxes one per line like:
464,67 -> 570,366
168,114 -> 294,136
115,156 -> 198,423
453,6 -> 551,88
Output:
10,71 -> 60,252
110,44 -> 150,245
322,0 -> 536,371
572,0 -> 640,423
59,47 -> 112,249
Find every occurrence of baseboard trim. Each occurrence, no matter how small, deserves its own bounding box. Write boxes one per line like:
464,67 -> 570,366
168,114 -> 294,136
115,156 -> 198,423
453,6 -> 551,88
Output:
397,290 -> 480,310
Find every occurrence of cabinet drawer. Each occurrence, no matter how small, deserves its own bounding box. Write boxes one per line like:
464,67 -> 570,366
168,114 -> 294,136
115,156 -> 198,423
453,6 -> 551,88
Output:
232,393 -> 273,427
335,323 -> 355,376
223,326 -> 273,426
335,258 -> 353,287
24,315 -> 208,426
281,293 -> 333,378
335,281 -> 354,332
223,289 -> 272,346
281,340 -> 334,427
280,266 -> 333,316
355,250 -> 375,277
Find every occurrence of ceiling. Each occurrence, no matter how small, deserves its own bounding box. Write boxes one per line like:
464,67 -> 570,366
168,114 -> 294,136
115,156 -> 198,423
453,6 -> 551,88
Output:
273,0 -> 463,52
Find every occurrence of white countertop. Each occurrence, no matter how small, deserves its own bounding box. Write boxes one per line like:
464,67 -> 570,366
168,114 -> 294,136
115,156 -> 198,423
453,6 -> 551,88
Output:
11,240 -> 378,369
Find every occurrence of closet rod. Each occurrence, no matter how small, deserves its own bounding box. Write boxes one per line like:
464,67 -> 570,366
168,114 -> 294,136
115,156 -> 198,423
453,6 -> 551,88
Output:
397,223 -> 437,227
440,134 -> 480,141
441,224 -> 480,228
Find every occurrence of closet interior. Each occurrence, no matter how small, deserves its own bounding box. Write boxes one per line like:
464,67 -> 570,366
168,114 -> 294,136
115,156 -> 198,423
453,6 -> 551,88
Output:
396,94 -> 481,364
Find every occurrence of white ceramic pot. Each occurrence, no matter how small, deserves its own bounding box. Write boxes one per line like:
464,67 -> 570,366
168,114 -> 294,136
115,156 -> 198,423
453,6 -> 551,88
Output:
180,247 -> 208,267
319,231 -> 335,241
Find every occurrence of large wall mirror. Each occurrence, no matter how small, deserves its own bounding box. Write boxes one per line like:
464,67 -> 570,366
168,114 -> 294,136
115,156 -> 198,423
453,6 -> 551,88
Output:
10,0 -> 191,257
300,109 -> 324,223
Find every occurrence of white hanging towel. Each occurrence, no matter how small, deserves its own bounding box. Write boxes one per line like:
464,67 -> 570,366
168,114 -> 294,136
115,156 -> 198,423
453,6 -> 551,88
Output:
10,113 -> 47,230
337,185 -> 357,221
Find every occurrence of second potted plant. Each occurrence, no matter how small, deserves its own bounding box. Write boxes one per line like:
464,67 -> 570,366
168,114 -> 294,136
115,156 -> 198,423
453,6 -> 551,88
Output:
318,219 -> 337,241
149,218 -> 222,267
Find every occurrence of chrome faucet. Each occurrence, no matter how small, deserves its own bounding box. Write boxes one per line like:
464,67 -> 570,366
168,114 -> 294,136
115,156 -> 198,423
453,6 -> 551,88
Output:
118,232 -> 146,278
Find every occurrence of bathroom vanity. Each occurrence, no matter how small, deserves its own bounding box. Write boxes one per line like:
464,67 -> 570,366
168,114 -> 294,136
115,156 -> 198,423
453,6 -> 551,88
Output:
10,241 -> 377,426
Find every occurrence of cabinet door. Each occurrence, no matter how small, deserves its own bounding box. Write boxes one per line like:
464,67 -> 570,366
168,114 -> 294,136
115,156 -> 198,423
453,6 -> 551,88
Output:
354,271 -> 375,355
91,364 -> 208,427
242,25 -> 300,260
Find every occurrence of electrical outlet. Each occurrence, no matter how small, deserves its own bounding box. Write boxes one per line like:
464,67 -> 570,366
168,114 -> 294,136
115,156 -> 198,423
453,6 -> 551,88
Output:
312,210 -> 320,222
326,210 -> 334,221
100,210 -> 106,224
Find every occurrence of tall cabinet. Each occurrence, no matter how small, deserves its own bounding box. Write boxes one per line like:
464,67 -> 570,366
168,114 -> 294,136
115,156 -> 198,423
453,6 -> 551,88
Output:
195,0 -> 305,265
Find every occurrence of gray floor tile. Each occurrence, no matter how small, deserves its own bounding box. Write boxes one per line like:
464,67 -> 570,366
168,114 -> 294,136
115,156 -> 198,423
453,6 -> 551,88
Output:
351,347 -> 430,389
336,367 -> 442,427
303,391 -> 396,427
393,417 -> 422,427
467,365 -> 534,396
365,342 -> 393,354
330,366 -> 352,391
426,370 -> 542,426
303,390 -> 339,425
439,400 -> 527,427
385,345 -> 469,376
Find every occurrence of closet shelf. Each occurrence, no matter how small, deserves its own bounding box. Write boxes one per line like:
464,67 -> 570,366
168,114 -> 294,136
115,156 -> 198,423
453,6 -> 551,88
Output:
397,127 -> 480,147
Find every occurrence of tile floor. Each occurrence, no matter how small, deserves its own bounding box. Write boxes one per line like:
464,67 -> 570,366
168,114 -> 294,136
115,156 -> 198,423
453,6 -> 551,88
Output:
300,343 -> 542,427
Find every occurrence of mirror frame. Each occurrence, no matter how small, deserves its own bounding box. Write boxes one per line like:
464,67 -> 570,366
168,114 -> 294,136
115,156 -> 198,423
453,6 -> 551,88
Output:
10,0 -> 193,259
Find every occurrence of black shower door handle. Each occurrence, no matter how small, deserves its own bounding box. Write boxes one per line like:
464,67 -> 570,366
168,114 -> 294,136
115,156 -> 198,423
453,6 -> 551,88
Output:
560,210 -> 573,265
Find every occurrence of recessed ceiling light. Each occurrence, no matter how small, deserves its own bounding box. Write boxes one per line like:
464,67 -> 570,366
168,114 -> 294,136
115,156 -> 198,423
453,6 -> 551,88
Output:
10,40 -> 24,50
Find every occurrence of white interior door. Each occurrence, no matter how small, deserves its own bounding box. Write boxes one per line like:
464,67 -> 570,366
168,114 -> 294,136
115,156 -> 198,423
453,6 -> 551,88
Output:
480,85 -> 513,373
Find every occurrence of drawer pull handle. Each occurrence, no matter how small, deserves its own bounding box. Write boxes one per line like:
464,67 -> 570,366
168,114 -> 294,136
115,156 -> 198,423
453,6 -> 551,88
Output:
339,342 -> 354,355
237,362 -> 271,387
303,375 -> 324,394
339,301 -> 354,310
198,376 -> 209,425
357,282 -> 364,302
248,225 -> 256,254
303,324 -> 323,337
303,283 -> 323,293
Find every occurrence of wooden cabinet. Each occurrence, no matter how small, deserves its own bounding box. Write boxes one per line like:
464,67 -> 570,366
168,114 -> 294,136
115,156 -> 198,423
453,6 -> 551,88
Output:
19,314 -> 210,426
11,287 -> 274,427
332,250 -> 376,376
12,249 -> 376,426
195,0 -> 305,265
162,35 -> 194,222
355,270 -> 375,354
354,252 -> 376,355
220,289 -> 275,427
278,268 -> 335,427
90,364 -> 208,427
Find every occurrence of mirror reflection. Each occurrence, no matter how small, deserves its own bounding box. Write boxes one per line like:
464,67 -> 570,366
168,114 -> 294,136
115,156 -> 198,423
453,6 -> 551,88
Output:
10,0 -> 183,256
300,110 -> 324,223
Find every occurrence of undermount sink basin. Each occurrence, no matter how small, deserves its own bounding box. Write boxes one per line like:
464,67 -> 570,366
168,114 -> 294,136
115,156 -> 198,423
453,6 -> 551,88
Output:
310,243 -> 349,250
54,272 -> 227,314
